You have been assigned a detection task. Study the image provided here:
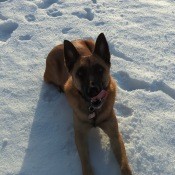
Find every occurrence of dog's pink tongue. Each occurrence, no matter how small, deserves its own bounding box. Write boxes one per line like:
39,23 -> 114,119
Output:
91,90 -> 108,102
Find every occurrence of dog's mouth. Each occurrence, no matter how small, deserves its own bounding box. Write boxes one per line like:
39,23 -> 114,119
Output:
90,90 -> 108,109
91,90 -> 108,102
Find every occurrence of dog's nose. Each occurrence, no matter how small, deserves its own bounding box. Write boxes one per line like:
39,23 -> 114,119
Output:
88,86 -> 99,98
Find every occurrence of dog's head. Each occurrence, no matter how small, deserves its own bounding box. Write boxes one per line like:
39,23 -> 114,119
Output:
64,33 -> 111,101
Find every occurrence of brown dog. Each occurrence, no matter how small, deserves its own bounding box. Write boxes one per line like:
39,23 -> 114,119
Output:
44,33 -> 132,175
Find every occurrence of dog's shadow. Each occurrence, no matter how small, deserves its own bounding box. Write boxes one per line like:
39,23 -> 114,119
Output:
19,83 -> 120,175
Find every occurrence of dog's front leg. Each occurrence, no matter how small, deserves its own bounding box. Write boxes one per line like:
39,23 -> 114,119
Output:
99,112 -> 132,175
74,116 -> 94,175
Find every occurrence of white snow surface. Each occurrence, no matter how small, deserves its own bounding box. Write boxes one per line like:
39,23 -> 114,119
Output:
0,0 -> 175,175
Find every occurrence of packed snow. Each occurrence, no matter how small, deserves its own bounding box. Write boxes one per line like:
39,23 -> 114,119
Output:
0,0 -> 175,175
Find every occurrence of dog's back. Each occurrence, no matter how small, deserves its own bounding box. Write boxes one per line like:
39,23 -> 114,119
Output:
44,39 -> 95,91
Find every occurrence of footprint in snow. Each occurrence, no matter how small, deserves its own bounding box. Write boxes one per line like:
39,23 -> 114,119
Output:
114,71 -> 150,91
95,21 -> 105,26
114,71 -> 175,100
36,0 -> 58,9
62,27 -> 72,34
110,43 -> 133,62
0,20 -> 18,42
25,14 -> 36,22
91,0 -> 97,4
72,8 -> 94,21
19,34 -> 32,41
1,138 -> 8,150
115,103 -> 133,117
47,8 -> 62,17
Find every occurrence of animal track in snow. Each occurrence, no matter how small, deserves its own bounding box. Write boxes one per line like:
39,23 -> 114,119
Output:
47,8 -> 62,17
25,14 -> 36,22
95,21 -> 105,26
19,34 -> 32,41
91,0 -> 97,4
36,0 -> 58,9
1,138 -> 8,150
114,71 -> 175,100
0,20 -> 18,42
110,44 -> 133,62
72,8 -> 94,21
62,27 -> 72,34
115,103 -> 133,117
0,0 -> 8,2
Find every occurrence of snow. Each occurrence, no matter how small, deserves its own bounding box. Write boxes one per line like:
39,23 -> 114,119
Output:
0,0 -> 175,175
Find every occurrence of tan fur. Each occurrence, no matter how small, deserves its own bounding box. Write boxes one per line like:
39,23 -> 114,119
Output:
44,38 -> 132,175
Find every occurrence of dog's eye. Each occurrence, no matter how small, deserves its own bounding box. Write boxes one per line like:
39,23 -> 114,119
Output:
76,67 -> 87,78
78,71 -> 83,77
76,70 -> 84,77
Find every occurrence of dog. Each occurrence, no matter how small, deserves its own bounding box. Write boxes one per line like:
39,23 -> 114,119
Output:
44,33 -> 132,175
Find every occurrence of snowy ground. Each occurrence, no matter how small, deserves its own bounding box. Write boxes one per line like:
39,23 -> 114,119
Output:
0,0 -> 175,175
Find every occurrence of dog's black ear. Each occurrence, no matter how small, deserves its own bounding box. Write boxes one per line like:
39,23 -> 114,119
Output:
93,33 -> 110,65
64,40 -> 80,72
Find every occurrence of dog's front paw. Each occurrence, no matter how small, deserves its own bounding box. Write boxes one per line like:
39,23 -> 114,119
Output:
121,165 -> 132,175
